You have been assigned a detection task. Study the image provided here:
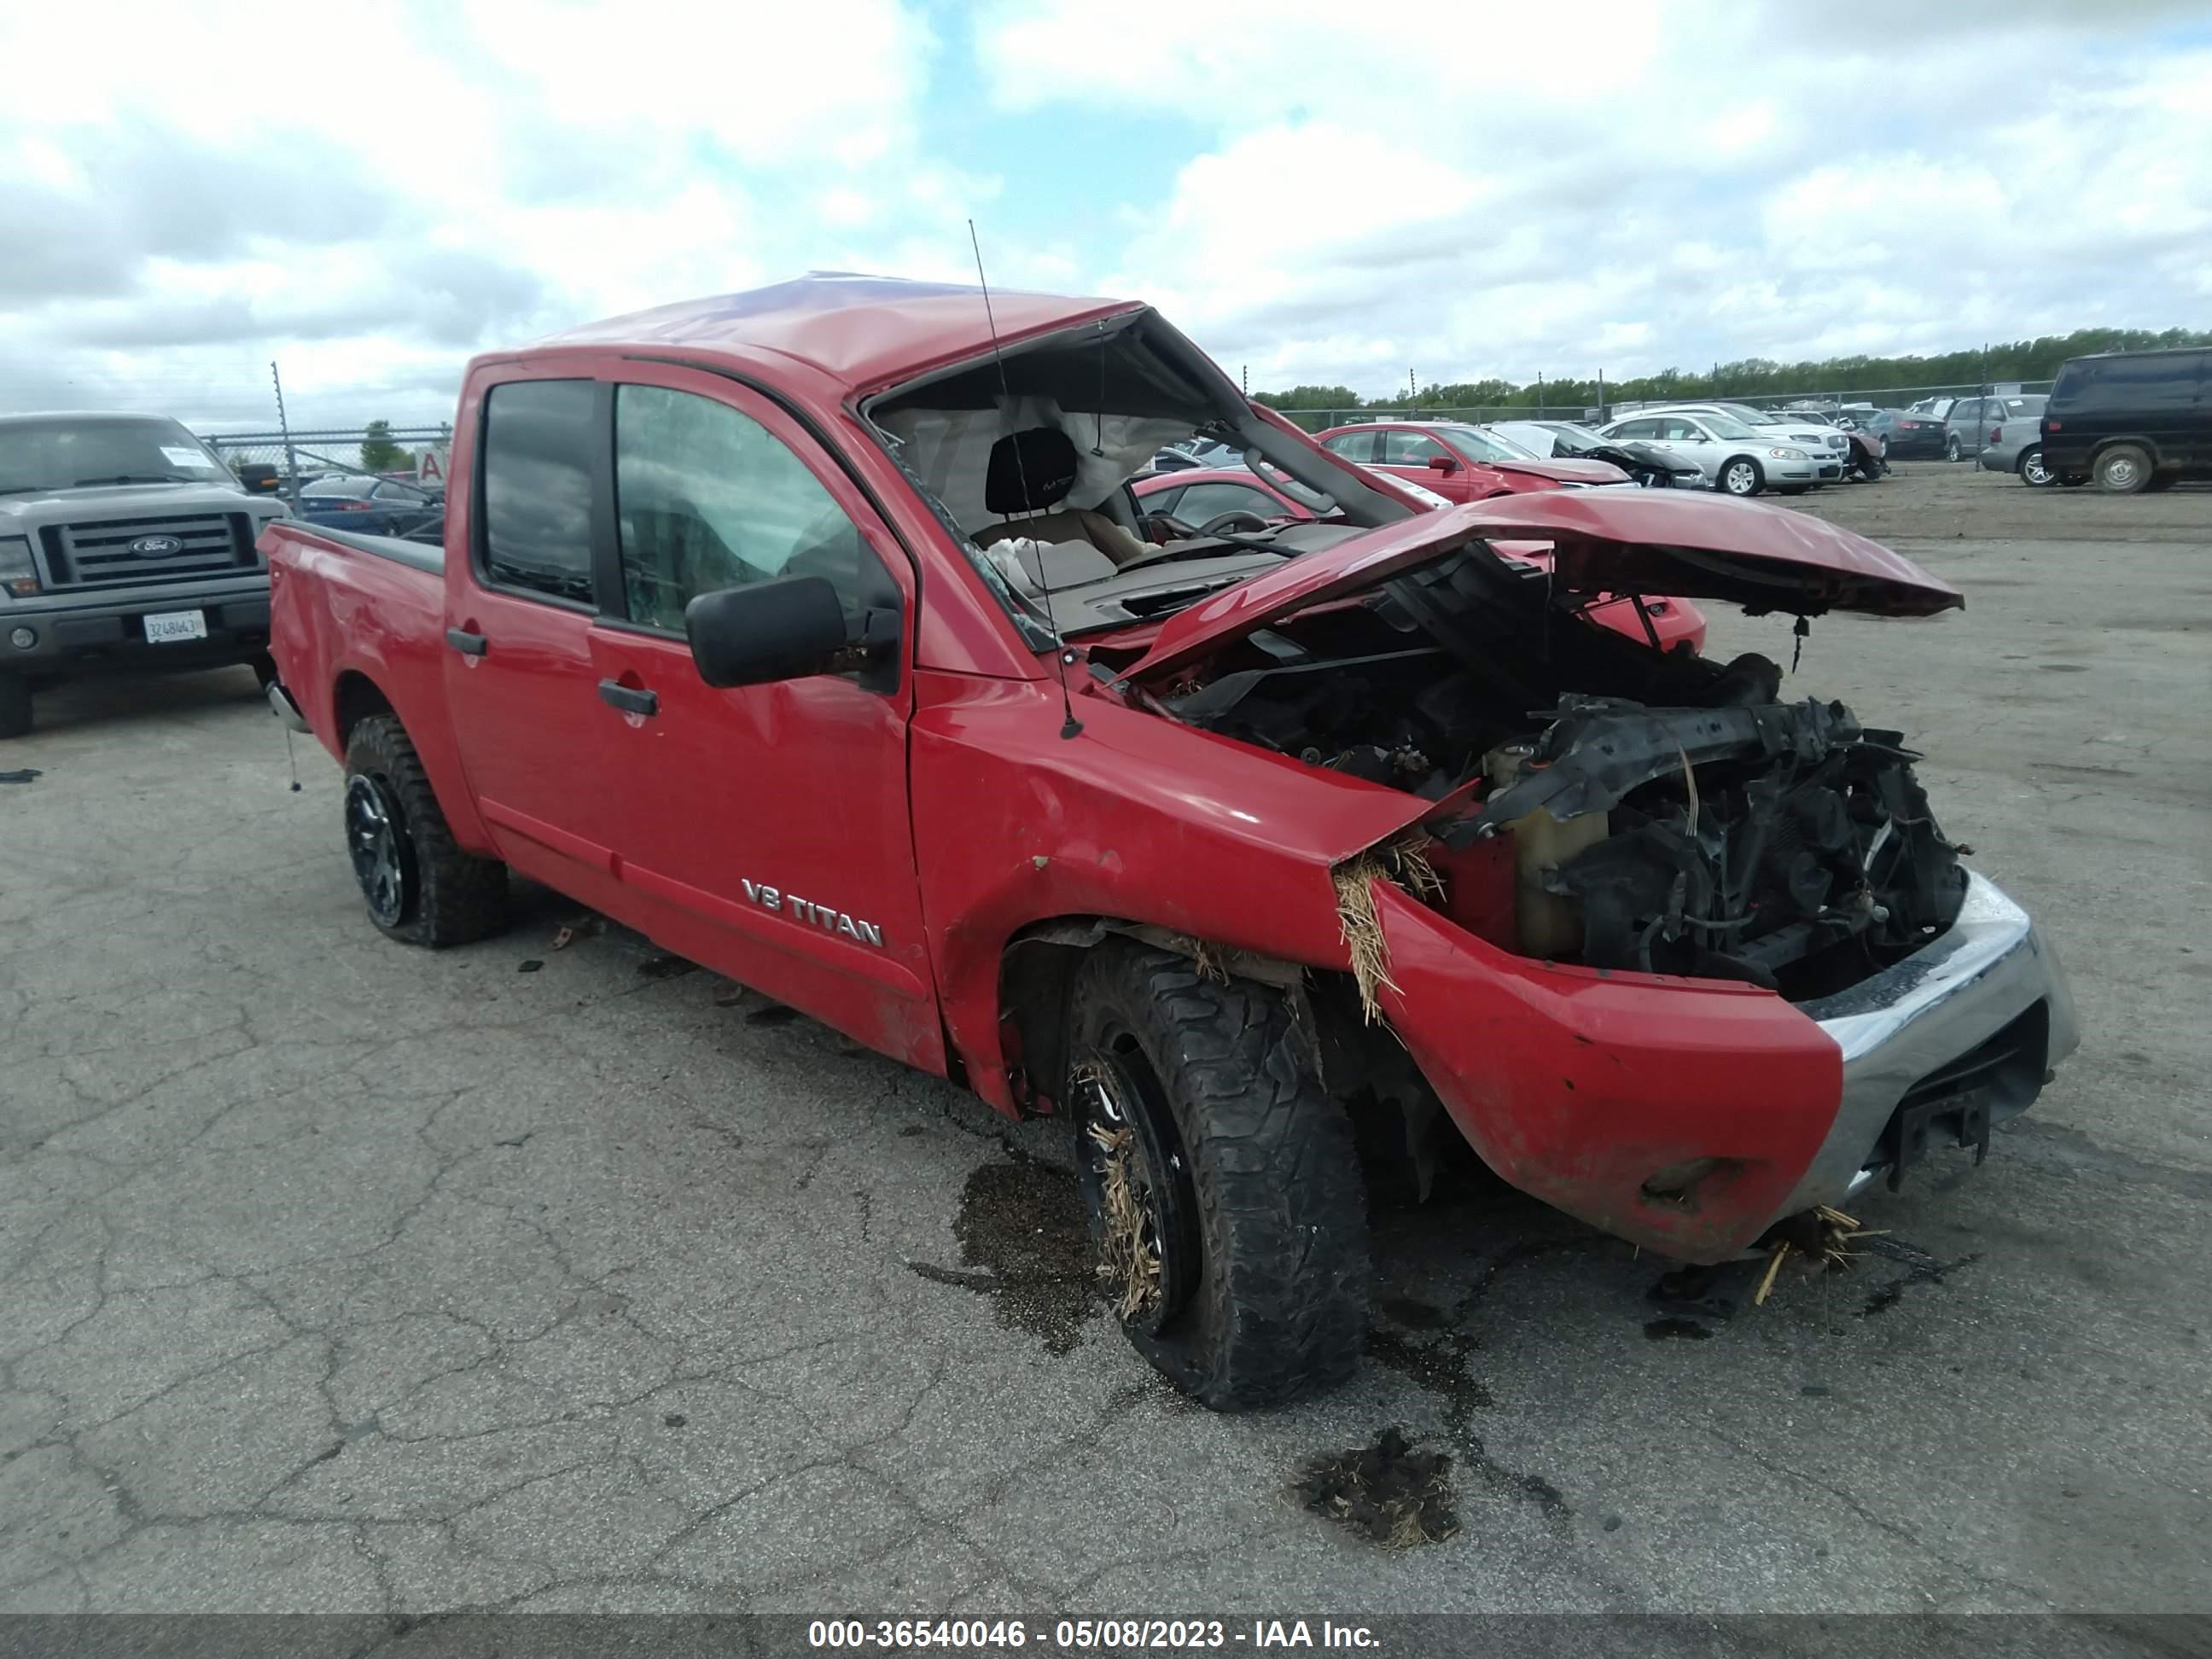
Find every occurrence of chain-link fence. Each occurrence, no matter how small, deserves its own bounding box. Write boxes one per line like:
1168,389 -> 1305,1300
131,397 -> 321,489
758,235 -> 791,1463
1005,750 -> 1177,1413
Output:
200,427 -> 452,498
201,424 -> 451,484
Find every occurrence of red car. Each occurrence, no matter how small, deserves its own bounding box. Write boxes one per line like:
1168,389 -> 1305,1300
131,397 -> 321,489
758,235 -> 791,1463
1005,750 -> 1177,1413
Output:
1318,419 -> 1633,499
262,275 -> 2075,1410
1132,469 -> 1707,655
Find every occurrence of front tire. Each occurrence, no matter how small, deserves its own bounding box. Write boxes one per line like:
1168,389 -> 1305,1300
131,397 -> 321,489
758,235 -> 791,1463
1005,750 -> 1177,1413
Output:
2019,448 -> 2055,487
0,674 -> 29,740
2094,443 -> 2153,494
1067,944 -> 1367,1411
341,713 -> 508,946
1719,457 -> 1764,498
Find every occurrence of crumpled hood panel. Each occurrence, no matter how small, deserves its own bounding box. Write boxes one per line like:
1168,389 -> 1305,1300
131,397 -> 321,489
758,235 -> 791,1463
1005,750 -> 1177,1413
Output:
1124,490 -> 1962,684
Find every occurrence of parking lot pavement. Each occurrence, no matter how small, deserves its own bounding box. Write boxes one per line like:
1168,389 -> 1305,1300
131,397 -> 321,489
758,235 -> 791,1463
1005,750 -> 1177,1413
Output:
3,471 -> 2208,1615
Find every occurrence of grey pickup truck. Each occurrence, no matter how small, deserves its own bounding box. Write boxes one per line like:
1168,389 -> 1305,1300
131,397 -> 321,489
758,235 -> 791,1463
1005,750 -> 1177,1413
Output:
0,411 -> 293,736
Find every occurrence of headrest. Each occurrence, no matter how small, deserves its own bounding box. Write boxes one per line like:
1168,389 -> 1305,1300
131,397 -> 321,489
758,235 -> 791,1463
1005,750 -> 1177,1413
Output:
984,426 -> 1080,515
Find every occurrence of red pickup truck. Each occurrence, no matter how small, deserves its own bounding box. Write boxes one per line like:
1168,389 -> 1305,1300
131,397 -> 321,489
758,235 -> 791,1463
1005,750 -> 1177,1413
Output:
264,275 -> 2078,1409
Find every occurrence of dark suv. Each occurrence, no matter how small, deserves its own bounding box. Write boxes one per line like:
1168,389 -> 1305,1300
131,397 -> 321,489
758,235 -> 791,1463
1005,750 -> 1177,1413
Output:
2040,347 -> 2210,492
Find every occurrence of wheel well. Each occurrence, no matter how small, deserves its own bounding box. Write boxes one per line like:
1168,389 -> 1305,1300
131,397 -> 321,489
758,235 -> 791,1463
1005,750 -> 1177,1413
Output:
997,918 -> 1308,1112
2089,436 -> 2161,463
332,672 -> 395,750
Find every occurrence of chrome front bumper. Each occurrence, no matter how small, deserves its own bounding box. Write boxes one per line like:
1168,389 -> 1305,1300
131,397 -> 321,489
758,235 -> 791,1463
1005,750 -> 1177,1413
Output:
1766,871 -> 2080,1225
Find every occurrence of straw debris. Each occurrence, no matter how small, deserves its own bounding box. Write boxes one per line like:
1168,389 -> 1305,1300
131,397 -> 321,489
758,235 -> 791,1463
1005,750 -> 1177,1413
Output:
1333,834 -> 1447,1023
1085,1107 -> 1161,1322
1295,1427 -> 1459,1549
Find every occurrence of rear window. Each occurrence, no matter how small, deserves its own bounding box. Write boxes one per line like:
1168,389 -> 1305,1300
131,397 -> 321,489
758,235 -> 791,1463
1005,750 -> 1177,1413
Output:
480,380 -> 597,605
2051,352 -> 2206,413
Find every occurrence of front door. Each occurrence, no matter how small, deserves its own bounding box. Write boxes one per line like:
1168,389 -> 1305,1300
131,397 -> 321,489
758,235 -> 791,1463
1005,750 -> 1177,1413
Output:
583,367 -> 941,1069
442,370 -> 631,916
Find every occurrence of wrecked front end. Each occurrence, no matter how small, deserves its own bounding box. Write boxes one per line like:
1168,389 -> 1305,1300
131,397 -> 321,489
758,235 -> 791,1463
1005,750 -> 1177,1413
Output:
1100,492 -> 2080,1261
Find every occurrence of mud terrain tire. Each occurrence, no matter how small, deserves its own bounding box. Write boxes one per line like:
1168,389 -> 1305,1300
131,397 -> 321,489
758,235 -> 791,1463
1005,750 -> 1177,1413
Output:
1066,943 -> 1367,1410
341,713 -> 508,947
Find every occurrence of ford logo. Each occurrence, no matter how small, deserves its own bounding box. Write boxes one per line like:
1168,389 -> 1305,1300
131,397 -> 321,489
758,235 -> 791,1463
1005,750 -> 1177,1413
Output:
130,535 -> 185,556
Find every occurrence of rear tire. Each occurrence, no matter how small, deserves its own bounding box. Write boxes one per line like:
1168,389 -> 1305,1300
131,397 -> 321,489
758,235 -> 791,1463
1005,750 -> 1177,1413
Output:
341,713 -> 508,946
1945,434 -> 1964,463
1067,943 -> 1367,1411
2094,444 -> 2153,494
0,675 -> 29,740
249,652 -> 279,690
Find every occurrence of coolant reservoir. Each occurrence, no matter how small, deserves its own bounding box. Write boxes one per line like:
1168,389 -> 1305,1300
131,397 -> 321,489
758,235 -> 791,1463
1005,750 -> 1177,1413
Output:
1486,742 -> 1609,959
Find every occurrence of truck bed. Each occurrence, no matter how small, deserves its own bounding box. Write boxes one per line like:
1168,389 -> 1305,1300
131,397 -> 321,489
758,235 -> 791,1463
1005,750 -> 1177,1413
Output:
261,517 -> 488,847
283,522 -> 445,575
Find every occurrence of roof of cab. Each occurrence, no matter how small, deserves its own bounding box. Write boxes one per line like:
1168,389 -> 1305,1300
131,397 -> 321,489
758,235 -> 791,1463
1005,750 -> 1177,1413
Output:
535,271 -> 1144,394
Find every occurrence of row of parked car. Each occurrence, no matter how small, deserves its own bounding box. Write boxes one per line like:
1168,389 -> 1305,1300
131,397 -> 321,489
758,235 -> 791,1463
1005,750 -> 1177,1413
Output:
1147,399 -> 1886,508
1151,342 -> 2211,510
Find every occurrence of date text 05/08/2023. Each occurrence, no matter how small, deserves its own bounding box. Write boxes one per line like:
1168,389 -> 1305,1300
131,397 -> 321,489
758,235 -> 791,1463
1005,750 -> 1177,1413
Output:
807,1620 -> 1381,1650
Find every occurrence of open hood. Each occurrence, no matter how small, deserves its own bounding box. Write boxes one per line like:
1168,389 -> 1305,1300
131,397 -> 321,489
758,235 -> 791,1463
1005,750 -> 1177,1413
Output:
1121,489 -> 1961,684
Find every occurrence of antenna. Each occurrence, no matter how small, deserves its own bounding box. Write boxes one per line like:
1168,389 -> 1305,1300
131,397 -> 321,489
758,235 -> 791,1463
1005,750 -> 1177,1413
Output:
969,218 -> 1081,741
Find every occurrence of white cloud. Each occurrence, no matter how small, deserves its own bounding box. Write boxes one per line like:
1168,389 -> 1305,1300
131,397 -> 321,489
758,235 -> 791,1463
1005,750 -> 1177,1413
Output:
991,0 -> 2212,395
0,0 -> 2203,430
0,0 -> 964,426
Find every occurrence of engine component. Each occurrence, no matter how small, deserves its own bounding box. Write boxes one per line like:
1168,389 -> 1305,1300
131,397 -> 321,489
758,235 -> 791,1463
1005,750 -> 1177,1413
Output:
1483,741 -> 1609,958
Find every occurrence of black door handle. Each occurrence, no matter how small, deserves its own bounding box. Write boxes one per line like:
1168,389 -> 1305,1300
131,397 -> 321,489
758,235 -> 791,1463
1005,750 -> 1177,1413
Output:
445,627 -> 487,656
597,679 -> 657,718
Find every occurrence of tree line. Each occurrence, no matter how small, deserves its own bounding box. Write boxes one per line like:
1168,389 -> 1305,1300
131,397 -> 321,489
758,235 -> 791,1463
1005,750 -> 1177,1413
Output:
1251,326 -> 2212,416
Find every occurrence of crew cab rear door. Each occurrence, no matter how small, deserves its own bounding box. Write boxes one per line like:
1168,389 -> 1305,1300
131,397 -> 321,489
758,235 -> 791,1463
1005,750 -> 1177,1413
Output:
442,367 -> 634,918
581,364 -> 941,1069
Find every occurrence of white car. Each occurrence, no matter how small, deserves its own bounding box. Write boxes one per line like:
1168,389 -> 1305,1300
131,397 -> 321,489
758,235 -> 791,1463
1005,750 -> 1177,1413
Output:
1657,403 -> 1854,480
1597,409 -> 1820,498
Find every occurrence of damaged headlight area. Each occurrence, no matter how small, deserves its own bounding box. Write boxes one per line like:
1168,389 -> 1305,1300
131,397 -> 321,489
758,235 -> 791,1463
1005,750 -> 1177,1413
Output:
1447,695 -> 1970,998
1144,540 -> 1970,1004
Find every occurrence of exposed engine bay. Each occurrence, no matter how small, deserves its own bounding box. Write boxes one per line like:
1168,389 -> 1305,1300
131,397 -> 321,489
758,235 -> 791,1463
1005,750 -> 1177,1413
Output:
1138,541 -> 1969,1003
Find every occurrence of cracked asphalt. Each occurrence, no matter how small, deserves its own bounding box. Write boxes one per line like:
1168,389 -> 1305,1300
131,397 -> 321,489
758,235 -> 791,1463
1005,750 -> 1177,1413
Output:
2,466 -> 2208,1615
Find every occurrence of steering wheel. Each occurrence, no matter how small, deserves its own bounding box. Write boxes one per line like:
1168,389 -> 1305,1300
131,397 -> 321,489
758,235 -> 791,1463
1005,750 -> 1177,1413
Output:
1195,509 -> 1273,537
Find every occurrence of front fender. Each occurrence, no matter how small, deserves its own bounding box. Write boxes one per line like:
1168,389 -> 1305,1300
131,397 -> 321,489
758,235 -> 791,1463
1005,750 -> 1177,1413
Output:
911,671 -> 1429,1112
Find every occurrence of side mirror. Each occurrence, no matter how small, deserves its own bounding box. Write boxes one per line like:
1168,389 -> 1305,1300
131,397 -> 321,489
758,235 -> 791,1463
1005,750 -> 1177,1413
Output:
236,462 -> 281,494
686,575 -> 857,690
1425,454 -> 1457,473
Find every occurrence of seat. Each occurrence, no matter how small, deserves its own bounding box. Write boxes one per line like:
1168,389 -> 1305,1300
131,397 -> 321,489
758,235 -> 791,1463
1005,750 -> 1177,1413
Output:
975,426 -> 1150,567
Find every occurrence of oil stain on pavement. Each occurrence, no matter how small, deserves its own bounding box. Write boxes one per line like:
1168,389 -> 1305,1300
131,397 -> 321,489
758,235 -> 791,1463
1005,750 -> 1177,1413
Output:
909,1159 -> 1099,1354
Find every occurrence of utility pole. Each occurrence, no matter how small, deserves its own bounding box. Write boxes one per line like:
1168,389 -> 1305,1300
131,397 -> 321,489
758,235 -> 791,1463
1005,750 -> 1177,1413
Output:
1407,369 -> 1416,411
1536,372 -> 1545,418
271,361 -> 300,504
1598,369 -> 1606,422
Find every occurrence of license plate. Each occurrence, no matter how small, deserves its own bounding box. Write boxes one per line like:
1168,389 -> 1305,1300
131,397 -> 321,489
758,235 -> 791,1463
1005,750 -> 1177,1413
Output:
143,609 -> 208,644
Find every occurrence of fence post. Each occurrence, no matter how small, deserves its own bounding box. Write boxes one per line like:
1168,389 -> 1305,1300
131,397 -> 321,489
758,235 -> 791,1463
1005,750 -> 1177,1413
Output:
271,362 -> 300,505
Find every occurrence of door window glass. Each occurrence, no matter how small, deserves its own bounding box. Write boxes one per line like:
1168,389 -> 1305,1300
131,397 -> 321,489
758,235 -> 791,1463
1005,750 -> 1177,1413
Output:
614,384 -> 875,633
1380,430 -> 1448,465
1323,429 -> 1377,463
480,380 -> 597,604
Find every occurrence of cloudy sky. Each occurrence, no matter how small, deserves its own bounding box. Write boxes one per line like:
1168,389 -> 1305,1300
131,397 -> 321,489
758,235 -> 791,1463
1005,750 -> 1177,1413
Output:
3,0 -> 2207,432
